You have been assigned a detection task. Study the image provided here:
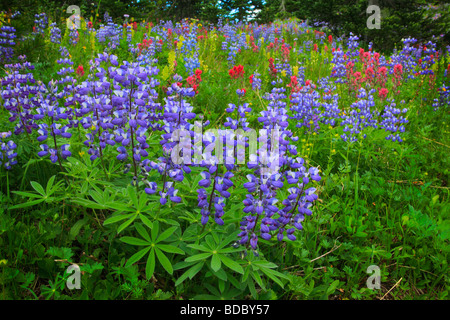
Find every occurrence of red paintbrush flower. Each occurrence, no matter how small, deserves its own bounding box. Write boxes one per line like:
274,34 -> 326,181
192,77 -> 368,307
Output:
229,65 -> 244,79
76,65 -> 84,77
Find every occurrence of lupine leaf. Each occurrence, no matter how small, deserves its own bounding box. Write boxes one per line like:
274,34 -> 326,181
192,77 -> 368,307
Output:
125,247 -> 151,267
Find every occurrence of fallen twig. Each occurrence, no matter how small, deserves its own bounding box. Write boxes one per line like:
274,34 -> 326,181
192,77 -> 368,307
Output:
380,277 -> 403,300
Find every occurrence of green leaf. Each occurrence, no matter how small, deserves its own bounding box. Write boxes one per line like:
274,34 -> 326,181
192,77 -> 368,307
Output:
186,262 -> 204,279
211,254 -> 222,272
69,217 -> 89,240
45,175 -> 57,196
251,271 -> 265,290
9,198 -> 45,209
217,230 -> 241,250
218,254 -> 244,274
205,235 -> 217,250
103,212 -> 136,226
71,198 -> 106,210
252,260 -> 279,269
187,244 -> 211,252
11,191 -> 42,199
30,181 -> 45,196
185,252 -> 212,262
120,236 -> 151,246
106,202 -> 135,213
117,214 -> 138,234
89,189 -> 103,204
157,244 -> 184,255
175,262 -> 204,286
258,266 -> 290,288
155,248 -> 173,274
326,280 -> 340,296
151,220 -> 160,242
139,214 -> 153,230
218,247 -> 245,254
355,232 -> 368,238
146,248 -> 156,279
127,185 -> 139,208
247,277 -> 258,299
138,191 -> 148,210
135,223 -> 151,242
156,226 -> 178,243
47,247 -> 73,260
125,247 -> 151,267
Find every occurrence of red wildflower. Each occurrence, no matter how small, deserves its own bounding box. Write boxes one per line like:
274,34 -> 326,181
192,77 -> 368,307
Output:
394,64 -> 403,74
378,87 -> 388,100
229,65 -> 244,79
76,65 -> 84,77
328,35 -> 333,44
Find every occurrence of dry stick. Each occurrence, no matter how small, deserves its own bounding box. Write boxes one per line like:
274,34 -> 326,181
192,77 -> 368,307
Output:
309,243 -> 342,263
419,134 -> 450,149
380,277 -> 403,300
289,266 -> 327,275
283,239 -> 342,271
387,179 -> 450,190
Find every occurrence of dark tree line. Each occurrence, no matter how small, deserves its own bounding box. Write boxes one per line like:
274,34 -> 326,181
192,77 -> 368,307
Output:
1,0 -> 265,24
259,0 -> 450,52
1,0 -> 449,52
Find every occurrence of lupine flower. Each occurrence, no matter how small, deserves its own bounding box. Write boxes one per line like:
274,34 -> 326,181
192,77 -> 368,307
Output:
0,131 -> 18,170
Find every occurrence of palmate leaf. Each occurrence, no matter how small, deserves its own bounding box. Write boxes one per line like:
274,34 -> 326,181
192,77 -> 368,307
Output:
155,248 -> 173,274
146,248 -> 156,279
125,247 -> 151,267
157,244 -> 185,255
120,236 -> 151,246
11,190 -> 42,199
30,181 -> 45,196
218,254 -> 244,274
103,212 -> 136,226
9,198 -> 45,209
117,214 -> 138,234
185,252 -> 213,262
71,198 -> 106,210
135,223 -> 151,242
139,213 -> 153,229
175,261 -> 204,286
156,226 -> 178,243
211,254 -> 221,272
120,222 -> 183,279
187,244 -> 210,252
127,185 -> 139,208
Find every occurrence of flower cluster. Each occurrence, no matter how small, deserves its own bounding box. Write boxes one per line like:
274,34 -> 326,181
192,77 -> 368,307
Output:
236,84 -> 321,255
49,22 -> 62,44
229,64 -> 244,79
0,131 -> 17,170
0,25 -> 16,62
33,13 -> 48,35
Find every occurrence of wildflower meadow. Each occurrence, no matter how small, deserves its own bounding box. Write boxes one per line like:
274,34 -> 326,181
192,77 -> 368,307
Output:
0,2 -> 449,303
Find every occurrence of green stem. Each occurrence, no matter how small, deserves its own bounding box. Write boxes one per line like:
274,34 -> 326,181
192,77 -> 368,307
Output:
6,170 -> 10,202
201,169 -> 220,233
